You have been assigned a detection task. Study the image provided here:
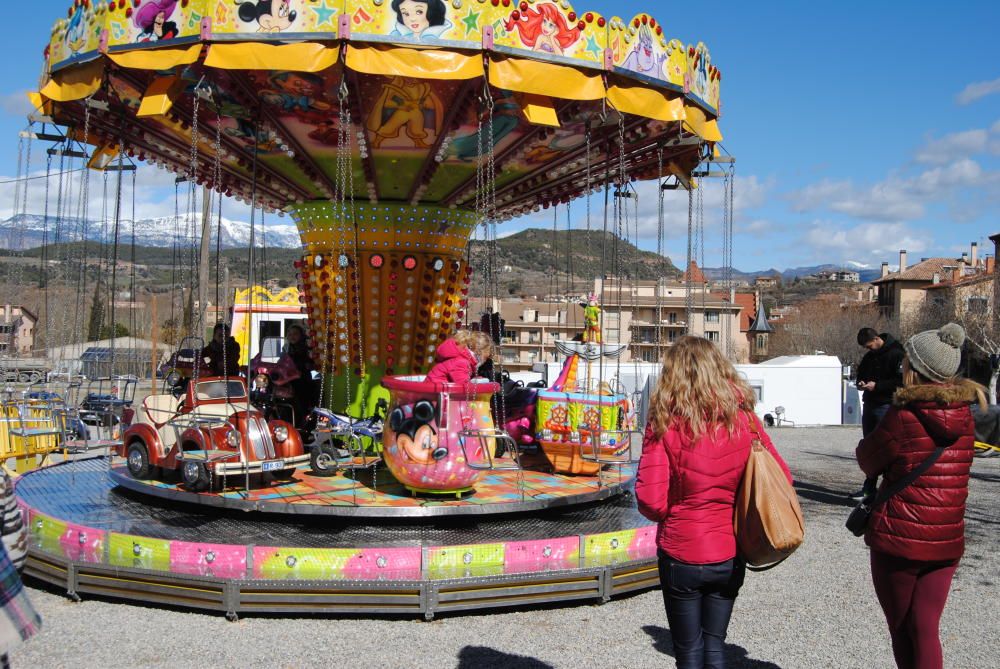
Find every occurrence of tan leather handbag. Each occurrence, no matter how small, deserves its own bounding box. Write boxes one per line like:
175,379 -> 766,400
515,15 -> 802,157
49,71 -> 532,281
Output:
733,413 -> 805,570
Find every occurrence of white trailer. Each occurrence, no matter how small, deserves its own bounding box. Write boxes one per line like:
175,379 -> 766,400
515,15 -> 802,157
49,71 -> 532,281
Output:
535,354 -> 848,427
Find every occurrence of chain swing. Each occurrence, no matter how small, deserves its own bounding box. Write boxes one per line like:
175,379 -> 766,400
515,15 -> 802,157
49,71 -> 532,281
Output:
460,77 -> 521,479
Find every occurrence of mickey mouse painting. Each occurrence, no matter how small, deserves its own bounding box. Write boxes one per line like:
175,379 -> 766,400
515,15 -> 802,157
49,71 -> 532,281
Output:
389,400 -> 447,464
236,0 -> 298,33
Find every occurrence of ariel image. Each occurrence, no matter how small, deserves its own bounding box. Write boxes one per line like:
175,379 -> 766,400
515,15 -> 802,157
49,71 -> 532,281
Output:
504,3 -> 580,56
389,0 -> 453,42
134,0 -> 180,42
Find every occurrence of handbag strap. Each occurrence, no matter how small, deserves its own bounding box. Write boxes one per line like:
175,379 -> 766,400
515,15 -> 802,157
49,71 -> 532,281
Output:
869,408 -> 951,510
744,410 -> 763,444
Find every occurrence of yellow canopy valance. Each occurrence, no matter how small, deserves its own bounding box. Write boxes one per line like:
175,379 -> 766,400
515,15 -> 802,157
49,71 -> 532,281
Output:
108,44 -> 202,71
346,45 -> 483,80
40,60 -> 103,102
205,43 -> 338,72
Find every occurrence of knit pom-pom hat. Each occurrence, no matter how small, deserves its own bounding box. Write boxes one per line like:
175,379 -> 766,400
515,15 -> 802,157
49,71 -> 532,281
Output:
904,322 -> 965,383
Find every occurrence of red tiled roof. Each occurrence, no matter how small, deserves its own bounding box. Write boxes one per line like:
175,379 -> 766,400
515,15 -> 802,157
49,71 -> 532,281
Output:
681,261 -> 707,284
871,258 -> 957,284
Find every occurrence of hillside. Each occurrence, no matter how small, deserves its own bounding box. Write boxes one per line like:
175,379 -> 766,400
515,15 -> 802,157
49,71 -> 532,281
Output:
2,228 -> 674,300
468,228 -> 680,297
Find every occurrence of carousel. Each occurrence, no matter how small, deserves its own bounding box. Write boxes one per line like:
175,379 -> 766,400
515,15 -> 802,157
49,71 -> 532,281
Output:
10,0 -> 731,619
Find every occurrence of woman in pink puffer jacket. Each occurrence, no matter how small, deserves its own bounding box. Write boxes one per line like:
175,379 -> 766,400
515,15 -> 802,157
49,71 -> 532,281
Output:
636,336 -> 791,669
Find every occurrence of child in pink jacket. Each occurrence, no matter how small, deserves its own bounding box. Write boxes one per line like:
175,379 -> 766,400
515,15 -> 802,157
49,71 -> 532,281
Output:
425,330 -> 495,385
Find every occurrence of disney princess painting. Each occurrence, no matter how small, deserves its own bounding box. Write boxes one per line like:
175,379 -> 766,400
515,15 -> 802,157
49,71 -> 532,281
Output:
389,0 -> 453,42
504,3 -> 580,56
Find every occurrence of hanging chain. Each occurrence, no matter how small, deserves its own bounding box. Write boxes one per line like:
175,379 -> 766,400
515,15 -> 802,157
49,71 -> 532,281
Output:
697,172 -> 706,317
71,102 -> 94,348
11,132 -> 32,289
189,84 -> 203,337
656,147 -> 664,358
724,163 -> 736,359
685,183 -> 693,334
585,123 -> 592,234
213,114 -> 223,315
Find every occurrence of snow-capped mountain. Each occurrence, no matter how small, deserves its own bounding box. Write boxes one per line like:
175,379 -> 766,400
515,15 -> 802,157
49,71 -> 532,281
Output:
0,213 -> 301,250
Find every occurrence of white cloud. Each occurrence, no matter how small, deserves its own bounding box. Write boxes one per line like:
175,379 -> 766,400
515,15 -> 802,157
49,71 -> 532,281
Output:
739,219 -> 776,234
956,77 -> 1000,105
625,174 -> 771,240
914,129 -> 990,164
800,221 -> 926,263
0,90 -> 35,118
788,158 -> 1000,223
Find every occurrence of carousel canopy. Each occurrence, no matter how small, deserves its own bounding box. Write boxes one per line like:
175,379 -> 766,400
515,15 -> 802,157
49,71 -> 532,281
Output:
35,0 -> 724,216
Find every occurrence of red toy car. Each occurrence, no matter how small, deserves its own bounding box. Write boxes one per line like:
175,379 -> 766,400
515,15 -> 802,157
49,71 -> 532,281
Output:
118,376 -> 308,492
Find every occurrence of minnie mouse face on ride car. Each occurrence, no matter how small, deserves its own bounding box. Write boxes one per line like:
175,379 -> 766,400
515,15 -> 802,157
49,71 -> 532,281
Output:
389,400 -> 446,464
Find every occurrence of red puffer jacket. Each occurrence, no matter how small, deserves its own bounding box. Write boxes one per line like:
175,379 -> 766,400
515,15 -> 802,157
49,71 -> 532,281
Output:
424,338 -> 478,384
635,412 -> 792,564
856,381 -> 978,562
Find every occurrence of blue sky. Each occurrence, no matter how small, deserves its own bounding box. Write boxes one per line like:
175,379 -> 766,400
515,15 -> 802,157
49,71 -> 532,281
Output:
2,1 -> 999,272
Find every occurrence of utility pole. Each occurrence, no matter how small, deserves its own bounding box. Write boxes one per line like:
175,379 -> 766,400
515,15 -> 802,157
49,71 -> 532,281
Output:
198,186 -> 212,333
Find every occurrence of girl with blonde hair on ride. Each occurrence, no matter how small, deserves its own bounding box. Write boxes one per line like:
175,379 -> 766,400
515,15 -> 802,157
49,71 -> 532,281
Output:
425,329 -> 494,385
636,336 -> 791,669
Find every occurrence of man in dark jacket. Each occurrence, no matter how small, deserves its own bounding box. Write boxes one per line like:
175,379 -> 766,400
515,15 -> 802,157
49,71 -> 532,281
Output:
202,323 -> 241,377
852,327 -> 904,499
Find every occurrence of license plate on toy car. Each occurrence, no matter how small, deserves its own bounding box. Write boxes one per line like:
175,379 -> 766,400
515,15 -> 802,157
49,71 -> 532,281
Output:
261,460 -> 282,472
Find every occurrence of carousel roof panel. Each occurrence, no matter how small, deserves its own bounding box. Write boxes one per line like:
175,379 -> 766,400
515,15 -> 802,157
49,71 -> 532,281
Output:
37,1 -> 725,216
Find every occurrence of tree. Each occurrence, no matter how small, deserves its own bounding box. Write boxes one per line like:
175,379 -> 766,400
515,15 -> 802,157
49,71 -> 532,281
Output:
160,317 -> 180,346
86,280 -> 105,342
768,296 -> 888,372
98,322 -> 130,339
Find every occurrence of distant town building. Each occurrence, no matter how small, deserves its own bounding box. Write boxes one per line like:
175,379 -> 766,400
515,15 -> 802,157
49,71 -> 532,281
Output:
471,268 -> 750,371
754,275 -> 780,289
813,270 -> 860,283
872,243 -> 996,336
768,305 -> 798,322
0,304 -> 37,356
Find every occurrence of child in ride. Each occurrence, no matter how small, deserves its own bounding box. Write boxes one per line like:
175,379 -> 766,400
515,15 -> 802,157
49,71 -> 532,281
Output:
425,330 -> 495,384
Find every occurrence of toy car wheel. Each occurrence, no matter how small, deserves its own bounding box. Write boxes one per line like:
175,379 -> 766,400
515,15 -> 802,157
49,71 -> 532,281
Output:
126,442 -> 152,479
181,460 -> 211,492
310,441 -> 349,476
271,468 -> 296,480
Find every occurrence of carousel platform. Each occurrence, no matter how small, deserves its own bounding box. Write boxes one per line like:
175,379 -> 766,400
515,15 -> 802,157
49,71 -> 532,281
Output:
16,458 -> 659,619
105,455 -> 635,518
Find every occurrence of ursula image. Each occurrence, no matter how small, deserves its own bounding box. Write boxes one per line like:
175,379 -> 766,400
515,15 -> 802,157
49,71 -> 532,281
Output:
389,0 -> 453,41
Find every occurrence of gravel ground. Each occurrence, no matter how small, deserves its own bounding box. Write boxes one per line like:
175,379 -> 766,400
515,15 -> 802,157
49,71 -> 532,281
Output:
11,427 -> 1000,669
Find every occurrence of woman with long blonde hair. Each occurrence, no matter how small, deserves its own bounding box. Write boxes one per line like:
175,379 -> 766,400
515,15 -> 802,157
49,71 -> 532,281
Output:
636,336 -> 791,669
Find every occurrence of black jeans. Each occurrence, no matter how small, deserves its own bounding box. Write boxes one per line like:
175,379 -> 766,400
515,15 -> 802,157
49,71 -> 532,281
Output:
658,551 -> 746,669
859,403 -> 890,496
